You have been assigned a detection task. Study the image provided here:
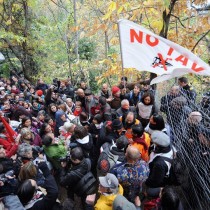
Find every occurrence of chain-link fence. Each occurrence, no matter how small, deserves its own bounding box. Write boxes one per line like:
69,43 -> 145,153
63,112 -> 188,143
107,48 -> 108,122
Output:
156,78 -> 210,210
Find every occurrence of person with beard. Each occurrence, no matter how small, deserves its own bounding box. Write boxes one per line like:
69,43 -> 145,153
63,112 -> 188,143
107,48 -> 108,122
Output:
130,124 -> 151,162
100,83 -> 112,101
84,89 -> 100,121
120,111 -> 140,141
116,99 -> 136,118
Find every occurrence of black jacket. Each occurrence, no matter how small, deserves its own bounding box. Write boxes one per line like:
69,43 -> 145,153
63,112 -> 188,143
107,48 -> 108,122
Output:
145,146 -> 172,188
27,162 -> 58,210
59,158 -> 96,196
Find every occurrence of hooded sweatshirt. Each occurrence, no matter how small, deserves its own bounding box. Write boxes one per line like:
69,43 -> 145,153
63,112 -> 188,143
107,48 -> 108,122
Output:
94,184 -> 124,210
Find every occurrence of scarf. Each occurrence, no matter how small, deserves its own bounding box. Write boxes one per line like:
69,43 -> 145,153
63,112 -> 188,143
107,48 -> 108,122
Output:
133,134 -> 148,151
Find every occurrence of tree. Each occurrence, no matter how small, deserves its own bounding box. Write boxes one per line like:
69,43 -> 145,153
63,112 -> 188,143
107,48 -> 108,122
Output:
76,0 -> 210,86
0,0 -> 38,81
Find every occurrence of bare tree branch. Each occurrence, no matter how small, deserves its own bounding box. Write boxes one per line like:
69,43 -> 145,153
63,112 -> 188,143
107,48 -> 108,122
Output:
171,14 -> 186,28
191,29 -> 210,52
49,0 -> 69,13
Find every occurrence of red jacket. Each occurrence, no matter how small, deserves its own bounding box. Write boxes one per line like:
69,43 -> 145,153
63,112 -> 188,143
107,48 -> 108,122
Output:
0,115 -> 18,157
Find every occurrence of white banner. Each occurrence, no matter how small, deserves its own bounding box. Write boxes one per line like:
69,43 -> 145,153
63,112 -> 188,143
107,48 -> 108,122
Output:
118,19 -> 210,84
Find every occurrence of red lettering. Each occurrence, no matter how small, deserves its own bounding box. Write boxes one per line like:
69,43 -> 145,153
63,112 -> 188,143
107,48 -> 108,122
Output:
146,35 -> 159,47
167,47 -> 174,56
175,55 -> 188,66
130,29 -> 143,43
191,63 -> 205,72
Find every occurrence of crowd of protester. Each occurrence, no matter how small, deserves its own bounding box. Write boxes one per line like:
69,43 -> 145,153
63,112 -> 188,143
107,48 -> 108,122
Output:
0,75 -> 209,210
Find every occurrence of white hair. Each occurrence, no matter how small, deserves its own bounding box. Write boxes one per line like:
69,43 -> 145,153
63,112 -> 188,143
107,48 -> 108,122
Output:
64,121 -> 74,131
121,99 -> 129,106
188,111 -> 202,124
66,98 -> 72,103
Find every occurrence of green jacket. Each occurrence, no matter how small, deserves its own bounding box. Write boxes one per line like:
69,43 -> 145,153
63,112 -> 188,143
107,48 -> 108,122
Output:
43,141 -> 67,169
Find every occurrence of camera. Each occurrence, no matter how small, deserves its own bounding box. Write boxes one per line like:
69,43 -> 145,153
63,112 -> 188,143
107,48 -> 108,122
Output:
59,152 -> 71,163
0,170 -> 15,184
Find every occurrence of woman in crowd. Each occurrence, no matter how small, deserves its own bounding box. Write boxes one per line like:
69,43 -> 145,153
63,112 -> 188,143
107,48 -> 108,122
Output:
137,92 -> 158,128
20,128 -> 42,146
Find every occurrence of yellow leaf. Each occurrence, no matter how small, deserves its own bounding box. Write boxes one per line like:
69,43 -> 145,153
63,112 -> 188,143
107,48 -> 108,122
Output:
108,1 -> 116,12
123,2 -> 130,11
112,24 -> 118,30
102,11 -> 112,20
117,6 -> 124,14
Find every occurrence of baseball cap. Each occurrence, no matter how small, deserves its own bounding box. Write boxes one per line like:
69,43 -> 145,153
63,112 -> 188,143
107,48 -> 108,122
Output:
99,173 -> 119,189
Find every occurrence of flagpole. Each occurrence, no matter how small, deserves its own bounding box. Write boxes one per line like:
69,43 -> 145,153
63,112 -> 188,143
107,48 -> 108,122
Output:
118,20 -> 125,88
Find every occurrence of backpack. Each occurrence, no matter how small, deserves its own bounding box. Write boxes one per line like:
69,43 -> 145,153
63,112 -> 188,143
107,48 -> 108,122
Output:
143,198 -> 161,210
161,150 -> 189,186
74,159 -> 97,196
97,143 -> 119,173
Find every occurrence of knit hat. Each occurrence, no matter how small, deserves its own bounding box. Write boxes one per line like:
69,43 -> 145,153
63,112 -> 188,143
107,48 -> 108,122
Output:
36,90 -> 43,96
113,195 -> 136,210
151,131 -> 170,147
112,86 -> 120,95
99,173 -> 119,189
112,119 -> 123,130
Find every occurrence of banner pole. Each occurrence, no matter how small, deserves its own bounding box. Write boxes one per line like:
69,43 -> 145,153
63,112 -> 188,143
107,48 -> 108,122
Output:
118,20 -> 125,88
